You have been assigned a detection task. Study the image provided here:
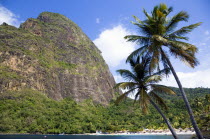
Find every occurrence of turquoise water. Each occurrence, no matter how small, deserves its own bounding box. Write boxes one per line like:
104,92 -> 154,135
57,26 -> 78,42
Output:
0,135 -> 193,139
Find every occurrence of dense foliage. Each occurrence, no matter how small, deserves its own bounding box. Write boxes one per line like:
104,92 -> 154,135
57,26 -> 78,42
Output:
0,88 -> 209,134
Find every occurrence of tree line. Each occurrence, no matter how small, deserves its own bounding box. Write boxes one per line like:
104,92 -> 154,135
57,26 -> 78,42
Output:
0,88 -> 209,134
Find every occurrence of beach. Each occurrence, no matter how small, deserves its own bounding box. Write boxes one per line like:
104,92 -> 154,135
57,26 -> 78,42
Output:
88,129 -> 196,136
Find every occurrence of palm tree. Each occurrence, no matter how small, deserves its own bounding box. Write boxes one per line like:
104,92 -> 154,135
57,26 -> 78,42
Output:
124,3 -> 203,138
115,56 -> 178,139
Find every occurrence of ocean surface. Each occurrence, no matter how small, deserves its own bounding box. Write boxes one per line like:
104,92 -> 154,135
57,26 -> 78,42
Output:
0,135 -> 193,139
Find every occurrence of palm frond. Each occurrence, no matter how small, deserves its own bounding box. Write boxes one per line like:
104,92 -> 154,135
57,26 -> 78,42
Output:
153,68 -> 170,77
114,82 -> 137,90
159,3 -> 168,12
115,88 -> 137,105
167,22 -> 202,38
149,50 -> 160,73
130,21 -> 143,28
133,90 -> 140,105
166,11 -> 189,33
149,91 -> 168,110
126,45 -> 149,63
165,6 -> 173,16
150,84 -> 176,95
144,75 -> 162,84
166,35 -> 189,41
124,35 -> 150,45
169,40 -> 198,53
139,88 -> 150,114
133,15 -> 144,24
143,9 -> 153,21
168,44 -> 199,68
116,69 -> 138,82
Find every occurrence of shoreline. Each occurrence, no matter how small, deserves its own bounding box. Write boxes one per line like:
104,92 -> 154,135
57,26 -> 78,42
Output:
0,131 -> 195,136
85,132 -> 195,136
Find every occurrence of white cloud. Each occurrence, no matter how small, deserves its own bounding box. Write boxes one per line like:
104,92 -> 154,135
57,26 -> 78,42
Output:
114,75 -> 124,83
160,69 -> 210,88
93,25 -> 135,67
204,30 -> 209,35
0,6 -> 20,27
96,18 -> 100,24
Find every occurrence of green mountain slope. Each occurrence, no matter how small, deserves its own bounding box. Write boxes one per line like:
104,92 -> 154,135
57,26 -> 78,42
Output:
0,87 -> 209,134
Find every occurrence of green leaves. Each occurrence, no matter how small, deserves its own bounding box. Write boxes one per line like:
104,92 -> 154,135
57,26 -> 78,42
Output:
168,41 -> 199,68
166,11 -> 189,33
124,35 -> 150,45
114,82 -> 137,90
115,55 -> 175,116
116,69 -> 138,82
125,3 -> 201,73
149,91 -> 168,110
126,45 -> 149,63
168,22 -> 202,39
150,84 -> 176,95
0,87 -> 209,133
144,75 -> 162,84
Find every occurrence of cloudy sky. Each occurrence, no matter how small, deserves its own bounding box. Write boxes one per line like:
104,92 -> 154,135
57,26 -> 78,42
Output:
0,0 -> 210,88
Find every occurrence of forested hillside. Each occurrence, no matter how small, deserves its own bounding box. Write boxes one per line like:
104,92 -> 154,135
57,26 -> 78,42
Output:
0,87 -> 209,134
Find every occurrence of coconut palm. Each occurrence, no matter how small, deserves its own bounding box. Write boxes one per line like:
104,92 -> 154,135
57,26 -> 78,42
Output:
115,56 -> 178,139
124,3 -> 203,138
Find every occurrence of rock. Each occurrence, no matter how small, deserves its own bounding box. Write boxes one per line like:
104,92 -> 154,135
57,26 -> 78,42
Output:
0,12 -> 117,105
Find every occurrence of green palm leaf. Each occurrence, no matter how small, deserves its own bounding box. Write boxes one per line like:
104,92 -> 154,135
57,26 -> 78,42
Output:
166,11 -> 189,33
126,45 -> 149,63
124,35 -> 150,45
153,68 -> 170,77
144,75 -> 162,84
139,88 -> 150,114
150,84 -> 176,95
115,88 -> 137,105
149,91 -> 168,110
168,22 -> 202,38
168,45 -> 199,68
114,82 -> 137,90
116,69 -> 138,82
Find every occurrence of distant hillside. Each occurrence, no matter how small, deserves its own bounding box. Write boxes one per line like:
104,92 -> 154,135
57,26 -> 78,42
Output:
0,12 -> 116,105
0,87 -> 209,134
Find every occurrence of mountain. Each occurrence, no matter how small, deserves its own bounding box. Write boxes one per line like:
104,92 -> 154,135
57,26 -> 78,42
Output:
0,12 -> 116,105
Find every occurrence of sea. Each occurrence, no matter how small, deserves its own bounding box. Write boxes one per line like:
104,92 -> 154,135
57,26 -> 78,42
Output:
0,135 -> 193,139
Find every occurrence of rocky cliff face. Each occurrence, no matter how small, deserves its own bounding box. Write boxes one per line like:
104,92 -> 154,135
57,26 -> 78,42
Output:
0,12 -> 116,105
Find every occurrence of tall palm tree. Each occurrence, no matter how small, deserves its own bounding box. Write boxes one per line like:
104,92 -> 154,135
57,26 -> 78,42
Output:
124,4 -> 203,138
115,56 -> 178,139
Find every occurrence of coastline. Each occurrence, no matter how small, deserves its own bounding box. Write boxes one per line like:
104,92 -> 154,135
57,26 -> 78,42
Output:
0,130 -> 196,136
85,131 -> 195,136
86,129 -> 196,136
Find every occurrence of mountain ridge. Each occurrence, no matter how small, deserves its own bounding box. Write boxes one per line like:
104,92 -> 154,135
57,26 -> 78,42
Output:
0,12 -> 116,105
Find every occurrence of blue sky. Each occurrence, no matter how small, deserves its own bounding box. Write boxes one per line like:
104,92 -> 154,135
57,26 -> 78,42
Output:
0,0 -> 210,88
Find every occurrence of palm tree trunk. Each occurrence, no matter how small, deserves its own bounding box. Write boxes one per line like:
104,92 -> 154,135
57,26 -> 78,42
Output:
162,52 -> 204,139
149,99 -> 178,139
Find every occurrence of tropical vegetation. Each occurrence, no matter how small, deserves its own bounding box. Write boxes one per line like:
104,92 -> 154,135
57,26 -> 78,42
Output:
124,3 -> 203,138
0,88 -> 209,135
114,56 -> 178,138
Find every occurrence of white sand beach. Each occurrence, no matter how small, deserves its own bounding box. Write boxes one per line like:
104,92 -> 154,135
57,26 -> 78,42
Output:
87,129 -> 196,136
